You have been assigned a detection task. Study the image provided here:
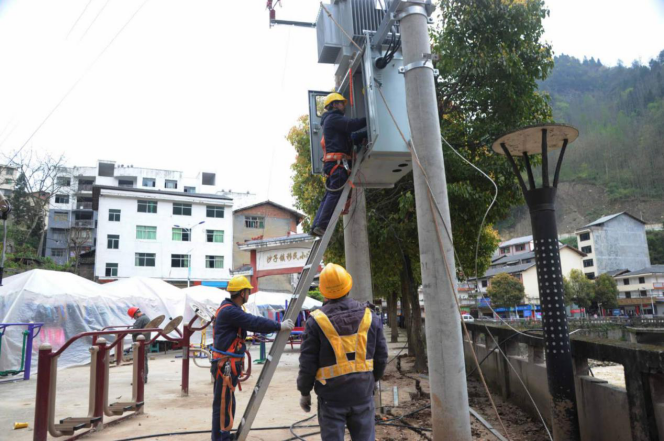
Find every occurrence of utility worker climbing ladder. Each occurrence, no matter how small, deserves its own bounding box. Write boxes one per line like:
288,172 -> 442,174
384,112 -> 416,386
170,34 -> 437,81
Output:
310,92 -> 367,237
297,263 -> 388,441
210,276 -> 294,441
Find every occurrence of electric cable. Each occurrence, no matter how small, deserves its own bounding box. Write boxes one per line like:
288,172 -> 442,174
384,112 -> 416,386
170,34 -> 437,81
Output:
66,0 -> 93,39
79,0 -> 112,41
289,413 -> 318,441
7,0 -> 150,164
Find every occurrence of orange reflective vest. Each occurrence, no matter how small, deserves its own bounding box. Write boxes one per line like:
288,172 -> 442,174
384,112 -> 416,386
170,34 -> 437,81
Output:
311,308 -> 374,385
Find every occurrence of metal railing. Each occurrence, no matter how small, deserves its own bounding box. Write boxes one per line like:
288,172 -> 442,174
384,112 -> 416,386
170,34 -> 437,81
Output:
75,202 -> 93,210
76,184 -> 94,192
0,323 -> 43,382
72,220 -> 94,228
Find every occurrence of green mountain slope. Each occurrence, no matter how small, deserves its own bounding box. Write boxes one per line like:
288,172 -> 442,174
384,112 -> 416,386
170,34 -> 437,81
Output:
539,52 -> 664,200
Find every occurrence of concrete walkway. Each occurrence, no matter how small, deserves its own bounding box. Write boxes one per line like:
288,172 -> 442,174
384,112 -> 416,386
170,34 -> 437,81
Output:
0,338 -> 413,441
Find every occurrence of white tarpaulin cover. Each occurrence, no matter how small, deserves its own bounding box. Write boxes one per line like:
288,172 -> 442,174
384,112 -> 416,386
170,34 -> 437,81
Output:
182,285 -> 229,346
0,270 -> 135,373
101,277 -> 186,335
246,291 -> 322,319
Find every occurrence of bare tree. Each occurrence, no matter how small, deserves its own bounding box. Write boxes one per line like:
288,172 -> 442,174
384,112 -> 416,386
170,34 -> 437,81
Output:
68,227 -> 92,275
4,149 -> 69,256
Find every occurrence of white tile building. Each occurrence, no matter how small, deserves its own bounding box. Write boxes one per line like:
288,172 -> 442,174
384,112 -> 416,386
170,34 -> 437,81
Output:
614,266 -> 664,316
92,185 -> 233,285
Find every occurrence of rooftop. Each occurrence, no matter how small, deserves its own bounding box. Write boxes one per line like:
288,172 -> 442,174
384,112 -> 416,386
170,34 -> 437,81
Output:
481,262 -> 536,279
617,265 -> 664,278
578,212 -> 645,230
92,185 -> 232,210
234,200 -> 305,223
499,235 -> 533,248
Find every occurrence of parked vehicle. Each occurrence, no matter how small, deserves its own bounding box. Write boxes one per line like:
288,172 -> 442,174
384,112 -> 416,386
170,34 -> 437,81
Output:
461,314 -> 474,323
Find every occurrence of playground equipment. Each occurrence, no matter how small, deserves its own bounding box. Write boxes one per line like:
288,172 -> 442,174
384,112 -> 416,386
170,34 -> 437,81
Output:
32,316 -> 182,441
0,322 -> 43,382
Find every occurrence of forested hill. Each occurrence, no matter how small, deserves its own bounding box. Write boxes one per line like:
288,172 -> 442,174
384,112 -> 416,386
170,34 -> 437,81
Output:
539,52 -> 664,200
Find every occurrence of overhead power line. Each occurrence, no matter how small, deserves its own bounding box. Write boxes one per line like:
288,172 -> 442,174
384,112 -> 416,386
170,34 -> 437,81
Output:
66,0 -> 94,39
9,0 -> 150,164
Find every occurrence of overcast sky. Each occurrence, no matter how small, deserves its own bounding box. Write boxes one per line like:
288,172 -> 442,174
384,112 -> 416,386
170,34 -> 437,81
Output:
0,0 -> 662,210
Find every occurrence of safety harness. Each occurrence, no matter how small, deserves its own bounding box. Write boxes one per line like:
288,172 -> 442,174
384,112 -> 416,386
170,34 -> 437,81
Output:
310,308 -> 374,385
321,136 -> 352,178
211,303 -> 245,432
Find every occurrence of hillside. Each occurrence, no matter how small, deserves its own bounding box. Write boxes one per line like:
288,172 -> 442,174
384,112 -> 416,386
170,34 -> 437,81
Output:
497,51 -> 664,238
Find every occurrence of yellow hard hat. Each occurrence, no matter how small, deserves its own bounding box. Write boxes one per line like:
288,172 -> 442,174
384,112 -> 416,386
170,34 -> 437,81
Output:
227,276 -> 253,293
324,92 -> 347,109
319,263 -> 353,299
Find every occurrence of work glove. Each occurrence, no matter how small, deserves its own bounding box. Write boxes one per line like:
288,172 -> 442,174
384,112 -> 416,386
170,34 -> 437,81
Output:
281,319 -> 295,331
300,394 -> 311,413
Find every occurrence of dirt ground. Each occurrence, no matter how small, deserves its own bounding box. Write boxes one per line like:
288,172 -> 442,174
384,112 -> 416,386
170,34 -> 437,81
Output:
0,333 -> 550,441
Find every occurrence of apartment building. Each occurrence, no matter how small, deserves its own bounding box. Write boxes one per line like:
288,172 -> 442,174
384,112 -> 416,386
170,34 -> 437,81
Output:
93,186 -> 233,286
575,212 -> 650,279
0,166 -> 18,198
614,265 -> 664,316
46,160 -> 220,265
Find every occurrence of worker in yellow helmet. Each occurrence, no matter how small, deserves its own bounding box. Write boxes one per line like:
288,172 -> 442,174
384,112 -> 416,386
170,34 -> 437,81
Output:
310,92 -> 367,237
211,276 -> 294,441
297,263 -> 387,440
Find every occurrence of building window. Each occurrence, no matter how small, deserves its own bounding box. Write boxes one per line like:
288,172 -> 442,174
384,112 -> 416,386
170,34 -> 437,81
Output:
579,232 -> 590,242
625,291 -> 631,299
55,194 -> 69,204
514,244 -> 526,252
105,263 -> 118,277
135,253 -> 156,267
583,259 -> 594,268
51,249 -> 65,258
623,279 -> 630,286
581,246 -> 592,254
173,203 -> 192,216
244,215 -> 264,228
207,206 -> 225,219
136,225 -> 157,240
53,211 -> 69,222
640,290 -> 648,297
137,200 -> 157,213
206,255 -> 224,269
171,254 -> 190,268
165,180 -> 178,189
172,228 -> 190,242
481,280 -> 488,288
118,179 -> 133,188
206,230 -> 224,243
142,178 -> 156,188
109,209 -> 121,222
639,277 -> 646,284
499,247 -> 509,255
4,178 -> 13,185
184,186 -> 196,193
107,234 -> 120,249
56,177 -> 71,186
586,272 -> 595,280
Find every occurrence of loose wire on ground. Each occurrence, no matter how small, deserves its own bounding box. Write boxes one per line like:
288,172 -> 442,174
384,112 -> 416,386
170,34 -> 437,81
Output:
289,413 -> 318,441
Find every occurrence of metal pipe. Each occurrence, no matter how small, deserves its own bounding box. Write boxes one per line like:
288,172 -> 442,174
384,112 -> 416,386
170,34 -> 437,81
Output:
552,139 -> 568,188
523,153 -> 536,190
400,4 -> 472,439
1,217 -> 7,286
181,324 -> 192,396
93,338 -> 108,428
500,143 -> 528,194
33,344 -> 52,441
136,336 -> 145,410
541,128 -> 549,187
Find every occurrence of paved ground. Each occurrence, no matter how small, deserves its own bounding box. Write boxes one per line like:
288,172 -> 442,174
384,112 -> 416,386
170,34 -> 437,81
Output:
0,331 -> 549,441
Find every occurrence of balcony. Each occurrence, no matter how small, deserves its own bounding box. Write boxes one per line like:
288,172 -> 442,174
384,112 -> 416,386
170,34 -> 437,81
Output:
75,202 -> 93,210
72,220 -> 94,228
76,184 -> 94,192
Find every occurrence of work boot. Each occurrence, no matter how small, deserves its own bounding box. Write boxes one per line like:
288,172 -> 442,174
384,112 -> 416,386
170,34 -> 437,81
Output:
311,227 -> 325,237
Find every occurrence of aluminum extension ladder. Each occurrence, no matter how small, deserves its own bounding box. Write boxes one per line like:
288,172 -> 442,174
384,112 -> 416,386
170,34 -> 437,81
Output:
234,150 -> 366,440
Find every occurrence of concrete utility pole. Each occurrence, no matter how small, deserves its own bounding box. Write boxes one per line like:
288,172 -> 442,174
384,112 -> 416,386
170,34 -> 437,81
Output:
343,188 -> 373,302
398,2 -> 472,440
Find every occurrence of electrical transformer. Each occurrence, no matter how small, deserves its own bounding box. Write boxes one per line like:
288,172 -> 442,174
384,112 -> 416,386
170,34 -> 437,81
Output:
308,0 -> 418,188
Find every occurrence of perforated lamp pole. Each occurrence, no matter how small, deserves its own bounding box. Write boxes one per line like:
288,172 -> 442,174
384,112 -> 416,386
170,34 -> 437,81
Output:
397,1 -> 472,439
492,124 -> 581,440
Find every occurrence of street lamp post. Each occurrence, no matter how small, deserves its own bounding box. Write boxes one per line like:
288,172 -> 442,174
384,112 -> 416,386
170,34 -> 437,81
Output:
492,124 -> 581,440
174,221 -> 205,287
0,194 -> 12,286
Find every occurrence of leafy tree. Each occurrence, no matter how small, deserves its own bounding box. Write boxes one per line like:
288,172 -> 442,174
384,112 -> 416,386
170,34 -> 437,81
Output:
432,0 -> 554,277
563,269 -> 594,308
559,236 -> 578,249
307,289 -> 324,302
593,273 -> 619,310
647,230 -> 664,265
486,273 -> 525,309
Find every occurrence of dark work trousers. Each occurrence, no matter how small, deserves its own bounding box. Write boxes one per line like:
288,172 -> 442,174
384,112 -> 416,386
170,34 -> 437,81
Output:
212,363 -> 239,441
317,397 -> 375,441
312,164 -> 349,231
